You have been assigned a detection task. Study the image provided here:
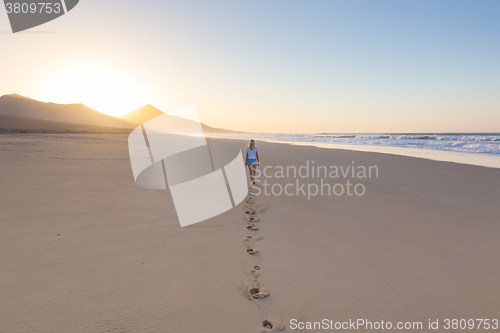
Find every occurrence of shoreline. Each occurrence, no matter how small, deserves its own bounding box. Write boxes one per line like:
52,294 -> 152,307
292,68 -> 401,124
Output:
5,131 -> 499,168
207,134 -> 500,169
267,140 -> 500,169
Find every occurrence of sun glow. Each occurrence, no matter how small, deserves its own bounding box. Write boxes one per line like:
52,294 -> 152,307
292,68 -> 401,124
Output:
41,64 -> 150,117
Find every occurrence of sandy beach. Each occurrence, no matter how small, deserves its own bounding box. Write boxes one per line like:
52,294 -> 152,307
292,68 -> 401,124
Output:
1,133 -> 499,332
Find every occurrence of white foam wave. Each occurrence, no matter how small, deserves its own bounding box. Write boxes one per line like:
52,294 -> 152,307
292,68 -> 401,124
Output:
208,133 -> 500,155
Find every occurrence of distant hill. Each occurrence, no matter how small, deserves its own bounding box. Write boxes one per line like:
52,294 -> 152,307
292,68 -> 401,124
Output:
0,94 -> 134,128
118,104 -> 240,134
0,94 -> 240,134
118,104 -> 165,125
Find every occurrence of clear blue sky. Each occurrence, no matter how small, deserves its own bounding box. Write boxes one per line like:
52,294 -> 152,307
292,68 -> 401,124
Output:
1,0 -> 499,132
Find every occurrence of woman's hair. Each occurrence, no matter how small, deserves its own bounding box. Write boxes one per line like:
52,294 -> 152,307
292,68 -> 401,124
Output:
248,139 -> 255,150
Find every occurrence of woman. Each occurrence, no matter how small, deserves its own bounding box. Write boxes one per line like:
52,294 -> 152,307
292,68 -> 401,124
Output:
245,139 -> 259,185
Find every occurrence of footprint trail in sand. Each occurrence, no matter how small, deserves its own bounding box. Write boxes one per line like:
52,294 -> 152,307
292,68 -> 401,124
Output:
241,193 -> 284,332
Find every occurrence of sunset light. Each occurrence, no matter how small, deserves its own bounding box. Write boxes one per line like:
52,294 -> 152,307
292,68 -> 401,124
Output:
41,64 -> 150,117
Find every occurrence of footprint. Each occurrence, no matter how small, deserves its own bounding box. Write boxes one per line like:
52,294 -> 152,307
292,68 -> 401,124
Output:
245,210 -> 255,215
249,217 -> 259,222
247,224 -> 259,231
262,319 -> 285,332
251,265 -> 260,273
245,236 -> 252,241
247,248 -> 258,255
256,236 -> 264,241
250,287 -> 270,299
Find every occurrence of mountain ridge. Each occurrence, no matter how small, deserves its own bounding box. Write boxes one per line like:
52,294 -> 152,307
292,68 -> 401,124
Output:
0,93 -> 133,128
0,94 -> 240,134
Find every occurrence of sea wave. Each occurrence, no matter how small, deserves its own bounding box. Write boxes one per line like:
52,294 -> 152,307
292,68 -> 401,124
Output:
208,132 -> 500,155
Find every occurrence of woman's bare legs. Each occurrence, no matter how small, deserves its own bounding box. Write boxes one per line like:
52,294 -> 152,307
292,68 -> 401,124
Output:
247,164 -> 258,184
247,164 -> 254,182
250,164 -> 257,184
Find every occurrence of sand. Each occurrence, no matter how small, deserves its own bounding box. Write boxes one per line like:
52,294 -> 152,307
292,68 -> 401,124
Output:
0,133 -> 499,332
0,114 -> 132,134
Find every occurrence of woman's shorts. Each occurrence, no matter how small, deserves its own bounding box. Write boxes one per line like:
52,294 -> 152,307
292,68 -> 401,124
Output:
247,158 -> 258,166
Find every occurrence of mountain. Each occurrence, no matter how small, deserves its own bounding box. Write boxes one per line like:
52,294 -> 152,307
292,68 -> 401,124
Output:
118,104 -> 239,134
118,104 -> 165,125
0,94 -> 240,134
0,94 -> 134,128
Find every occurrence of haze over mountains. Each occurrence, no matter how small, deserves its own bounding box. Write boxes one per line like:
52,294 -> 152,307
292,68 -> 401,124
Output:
0,94 -> 236,134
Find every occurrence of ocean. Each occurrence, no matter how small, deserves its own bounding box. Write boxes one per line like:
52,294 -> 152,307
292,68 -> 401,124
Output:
208,133 -> 500,168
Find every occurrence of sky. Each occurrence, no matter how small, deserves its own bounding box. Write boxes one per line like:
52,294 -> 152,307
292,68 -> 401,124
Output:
1,0 -> 499,133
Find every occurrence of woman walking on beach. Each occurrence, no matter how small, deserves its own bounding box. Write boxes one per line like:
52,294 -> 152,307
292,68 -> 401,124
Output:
245,139 -> 259,185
